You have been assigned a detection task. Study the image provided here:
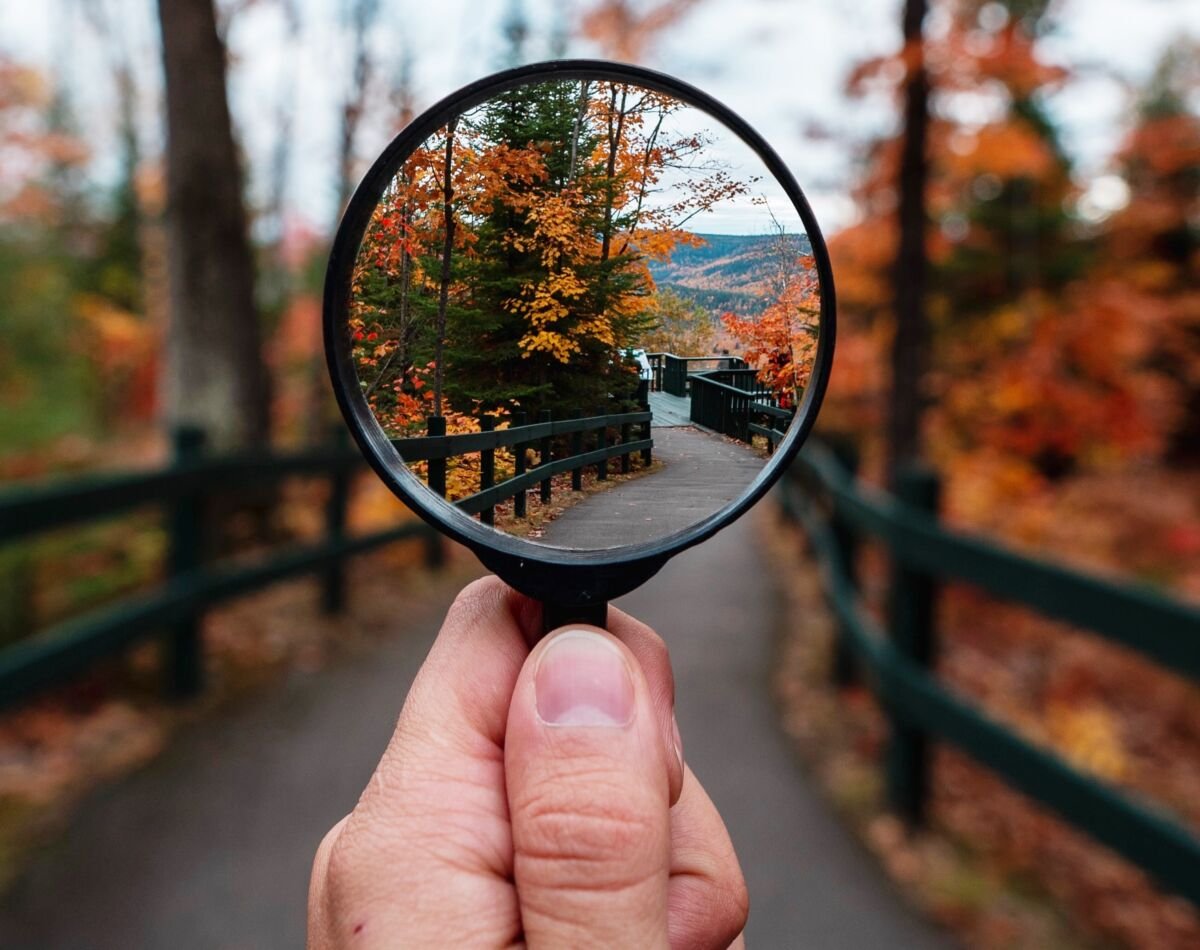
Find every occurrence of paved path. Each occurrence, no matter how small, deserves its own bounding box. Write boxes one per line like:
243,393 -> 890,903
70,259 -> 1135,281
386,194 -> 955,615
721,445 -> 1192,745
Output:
537,426 -> 766,550
0,514 -> 949,949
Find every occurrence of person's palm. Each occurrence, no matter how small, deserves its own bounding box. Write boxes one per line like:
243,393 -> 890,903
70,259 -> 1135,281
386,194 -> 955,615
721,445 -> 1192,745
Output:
308,577 -> 747,948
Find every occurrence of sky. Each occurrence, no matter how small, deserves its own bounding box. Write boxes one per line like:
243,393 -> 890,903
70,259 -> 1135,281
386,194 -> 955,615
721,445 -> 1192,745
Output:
3,0 -> 1198,236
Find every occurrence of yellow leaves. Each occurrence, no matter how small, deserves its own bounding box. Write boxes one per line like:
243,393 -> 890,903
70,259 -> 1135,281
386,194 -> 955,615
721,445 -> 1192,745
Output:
502,192 -> 622,364
1045,702 -> 1127,782
73,294 -> 155,373
512,194 -> 593,268
518,329 -> 580,363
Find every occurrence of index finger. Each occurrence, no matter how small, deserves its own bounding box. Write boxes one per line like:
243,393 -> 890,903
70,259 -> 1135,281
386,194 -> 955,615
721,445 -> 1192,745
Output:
313,576 -> 535,945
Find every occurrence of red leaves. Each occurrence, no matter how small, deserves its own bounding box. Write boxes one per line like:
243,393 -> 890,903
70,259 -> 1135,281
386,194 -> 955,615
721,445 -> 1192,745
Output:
721,254 -> 822,409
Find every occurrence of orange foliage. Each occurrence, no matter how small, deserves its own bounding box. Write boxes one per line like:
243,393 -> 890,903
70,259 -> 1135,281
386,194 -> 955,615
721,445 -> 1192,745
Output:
827,0 -> 1195,495
73,295 -> 159,426
721,256 -> 820,410
578,0 -> 701,61
0,57 -> 89,226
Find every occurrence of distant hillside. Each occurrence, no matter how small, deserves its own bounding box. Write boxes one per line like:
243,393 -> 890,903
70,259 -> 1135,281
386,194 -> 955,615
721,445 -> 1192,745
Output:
647,232 -> 812,316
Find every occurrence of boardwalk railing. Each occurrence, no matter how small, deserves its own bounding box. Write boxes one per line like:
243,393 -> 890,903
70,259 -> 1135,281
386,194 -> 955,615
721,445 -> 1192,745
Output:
393,409 -> 652,525
0,428 -> 442,708
689,368 -> 791,451
646,352 -> 746,396
781,440 -> 1200,906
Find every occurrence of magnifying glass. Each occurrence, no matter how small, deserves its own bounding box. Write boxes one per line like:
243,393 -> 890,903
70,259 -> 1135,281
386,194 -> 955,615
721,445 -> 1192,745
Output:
324,60 -> 835,633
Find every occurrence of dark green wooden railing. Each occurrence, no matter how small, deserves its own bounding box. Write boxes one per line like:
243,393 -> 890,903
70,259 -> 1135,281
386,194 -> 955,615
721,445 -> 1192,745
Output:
646,352 -> 746,397
781,440 -> 1200,906
689,369 -> 790,450
0,428 -> 443,708
393,409 -> 652,525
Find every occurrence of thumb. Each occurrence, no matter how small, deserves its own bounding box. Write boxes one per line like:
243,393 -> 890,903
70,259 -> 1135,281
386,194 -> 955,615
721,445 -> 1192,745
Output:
505,626 -> 673,949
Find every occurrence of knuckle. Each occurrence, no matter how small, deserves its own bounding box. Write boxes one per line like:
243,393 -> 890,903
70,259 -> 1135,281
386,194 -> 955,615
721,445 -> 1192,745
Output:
515,782 -> 663,891
442,575 -> 506,627
672,872 -> 749,950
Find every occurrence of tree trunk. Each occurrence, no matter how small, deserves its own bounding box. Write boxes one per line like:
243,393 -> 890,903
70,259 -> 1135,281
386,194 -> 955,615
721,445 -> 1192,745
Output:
157,0 -> 270,452
567,80 -> 590,182
886,0 -> 931,485
433,118 -> 458,417
336,0 -> 379,218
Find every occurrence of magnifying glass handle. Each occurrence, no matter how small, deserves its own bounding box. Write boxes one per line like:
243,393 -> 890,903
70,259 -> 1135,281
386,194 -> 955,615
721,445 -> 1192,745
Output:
541,599 -> 609,637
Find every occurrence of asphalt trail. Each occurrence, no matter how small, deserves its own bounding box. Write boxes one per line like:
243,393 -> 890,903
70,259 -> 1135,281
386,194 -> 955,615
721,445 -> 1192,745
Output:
536,425 -> 765,550
0,513 -> 949,948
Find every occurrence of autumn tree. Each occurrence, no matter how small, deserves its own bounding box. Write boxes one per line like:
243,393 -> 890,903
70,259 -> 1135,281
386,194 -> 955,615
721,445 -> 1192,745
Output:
351,79 -> 753,429
639,288 -> 715,355
1103,40 -> 1200,460
828,0 -> 1166,495
721,225 -> 822,409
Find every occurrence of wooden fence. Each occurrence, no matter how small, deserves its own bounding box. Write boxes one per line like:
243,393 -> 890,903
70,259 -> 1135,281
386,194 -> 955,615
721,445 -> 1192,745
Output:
393,409 -> 652,524
646,352 -> 746,397
0,428 -> 442,708
688,368 -> 790,450
781,440 -> 1200,906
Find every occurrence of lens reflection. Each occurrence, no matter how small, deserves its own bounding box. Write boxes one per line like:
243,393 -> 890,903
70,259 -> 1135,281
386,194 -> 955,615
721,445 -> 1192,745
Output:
349,77 -> 821,550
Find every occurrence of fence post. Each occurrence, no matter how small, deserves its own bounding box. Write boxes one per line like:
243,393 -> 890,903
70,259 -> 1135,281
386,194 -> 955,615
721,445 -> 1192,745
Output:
512,411 -> 527,518
570,409 -> 584,491
479,416 -> 495,526
166,425 -> 206,700
539,409 -> 553,503
423,528 -> 445,569
426,415 -> 447,498
620,420 -> 632,473
321,427 -> 350,615
885,463 -> 941,825
642,414 -> 652,466
597,420 -> 608,481
829,439 -> 861,687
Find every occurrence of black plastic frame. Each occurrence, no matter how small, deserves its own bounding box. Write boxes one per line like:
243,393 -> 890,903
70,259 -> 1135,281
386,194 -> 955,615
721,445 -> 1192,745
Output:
324,59 -> 836,613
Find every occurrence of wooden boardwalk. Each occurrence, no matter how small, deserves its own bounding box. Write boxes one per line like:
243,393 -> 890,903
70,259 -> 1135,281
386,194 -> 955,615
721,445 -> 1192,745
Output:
535,425 -> 765,549
647,389 -> 693,427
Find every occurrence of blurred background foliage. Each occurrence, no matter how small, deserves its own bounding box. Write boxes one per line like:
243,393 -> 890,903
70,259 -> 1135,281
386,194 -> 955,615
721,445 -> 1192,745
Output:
0,0 -> 1197,945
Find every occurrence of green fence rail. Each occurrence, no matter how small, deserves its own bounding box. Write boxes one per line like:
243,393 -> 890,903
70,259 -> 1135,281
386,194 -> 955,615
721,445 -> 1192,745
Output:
780,441 -> 1200,906
0,427 -> 442,708
689,369 -> 790,450
392,409 -> 652,525
646,352 -> 746,396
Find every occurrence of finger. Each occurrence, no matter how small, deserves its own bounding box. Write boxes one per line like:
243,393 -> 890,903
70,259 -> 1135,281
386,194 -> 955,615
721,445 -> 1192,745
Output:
506,626 -> 674,948
307,815 -> 349,947
667,768 -> 749,950
606,605 -> 685,806
311,576 -> 536,948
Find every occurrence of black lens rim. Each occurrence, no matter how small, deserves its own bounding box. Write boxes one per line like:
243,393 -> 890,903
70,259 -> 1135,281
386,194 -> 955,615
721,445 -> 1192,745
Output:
324,59 -> 836,596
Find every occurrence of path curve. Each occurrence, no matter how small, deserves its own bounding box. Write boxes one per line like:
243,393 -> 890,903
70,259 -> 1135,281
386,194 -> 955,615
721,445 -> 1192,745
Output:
0,515 -> 950,948
536,426 -> 765,549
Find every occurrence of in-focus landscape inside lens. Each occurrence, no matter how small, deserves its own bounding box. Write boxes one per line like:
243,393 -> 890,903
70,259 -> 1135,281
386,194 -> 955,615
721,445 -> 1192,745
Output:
348,77 -> 822,550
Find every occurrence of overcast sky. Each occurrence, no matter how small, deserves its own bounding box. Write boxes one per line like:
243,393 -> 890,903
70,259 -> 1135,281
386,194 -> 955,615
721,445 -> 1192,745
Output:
4,0 -> 1197,235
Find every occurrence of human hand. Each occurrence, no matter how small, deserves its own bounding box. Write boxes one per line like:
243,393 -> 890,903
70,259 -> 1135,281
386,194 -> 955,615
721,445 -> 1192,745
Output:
308,576 -> 748,948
